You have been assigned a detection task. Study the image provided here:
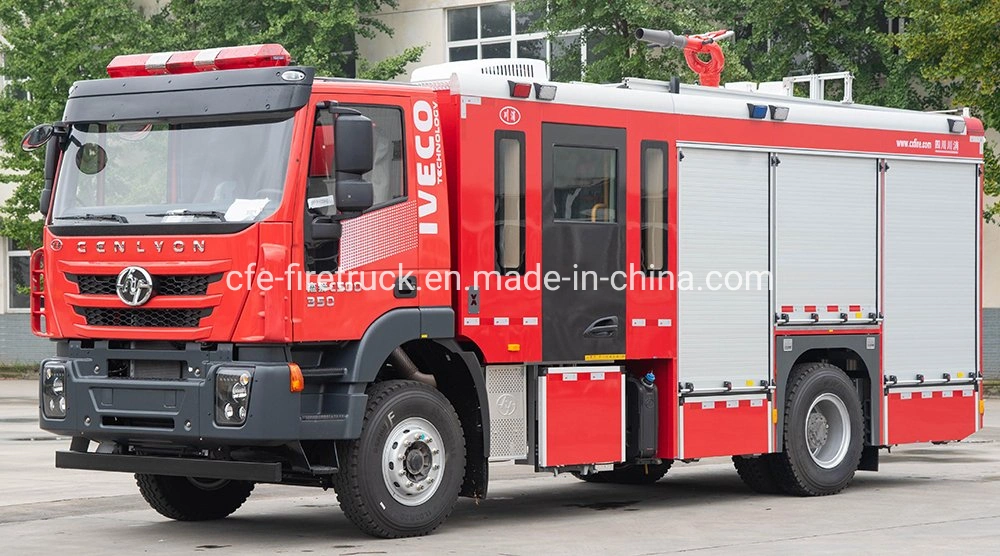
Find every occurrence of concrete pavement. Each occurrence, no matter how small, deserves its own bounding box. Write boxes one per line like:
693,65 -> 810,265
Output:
2,379 -> 999,554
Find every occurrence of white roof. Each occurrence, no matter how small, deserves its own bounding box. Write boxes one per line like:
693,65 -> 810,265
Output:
415,62 -> 965,136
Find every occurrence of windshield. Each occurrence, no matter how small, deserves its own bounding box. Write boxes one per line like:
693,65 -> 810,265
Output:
52,117 -> 295,225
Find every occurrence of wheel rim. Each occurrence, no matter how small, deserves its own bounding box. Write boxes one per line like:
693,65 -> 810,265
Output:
381,417 -> 446,507
187,477 -> 229,490
804,392 -> 850,469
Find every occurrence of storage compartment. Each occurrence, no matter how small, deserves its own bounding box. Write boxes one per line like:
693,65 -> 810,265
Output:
886,386 -> 978,444
538,366 -> 624,467
680,394 -> 770,459
625,374 -> 658,459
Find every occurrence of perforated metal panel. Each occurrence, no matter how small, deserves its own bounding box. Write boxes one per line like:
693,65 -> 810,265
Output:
884,160 -> 978,380
677,147 -> 771,389
485,365 -> 528,461
774,154 -> 878,323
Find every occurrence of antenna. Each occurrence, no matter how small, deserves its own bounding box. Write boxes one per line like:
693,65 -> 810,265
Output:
635,28 -> 733,87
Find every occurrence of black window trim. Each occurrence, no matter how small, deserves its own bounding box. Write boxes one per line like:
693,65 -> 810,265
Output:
640,140 -> 669,275
494,129 -> 526,274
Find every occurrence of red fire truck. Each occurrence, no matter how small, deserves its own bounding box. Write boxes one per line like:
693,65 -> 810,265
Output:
23,32 -> 985,538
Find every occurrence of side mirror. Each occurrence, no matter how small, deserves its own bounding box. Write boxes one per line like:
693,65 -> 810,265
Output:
334,114 -> 374,175
335,178 -> 374,213
310,219 -> 342,242
39,189 -> 52,215
21,124 -> 55,152
39,138 -> 60,216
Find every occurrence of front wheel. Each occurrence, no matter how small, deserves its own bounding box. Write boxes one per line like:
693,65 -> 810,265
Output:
771,362 -> 864,496
135,474 -> 254,521
334,380 -> 466,538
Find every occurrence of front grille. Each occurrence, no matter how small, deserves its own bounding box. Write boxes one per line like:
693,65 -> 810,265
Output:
70,273 -> 222,296
80,308 -> 210,328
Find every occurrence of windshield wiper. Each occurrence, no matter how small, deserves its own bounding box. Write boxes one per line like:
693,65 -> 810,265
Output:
55,213 -> 128,223
146,210 -> 226,221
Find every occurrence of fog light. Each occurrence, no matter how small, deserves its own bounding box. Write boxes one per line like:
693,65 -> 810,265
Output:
41,362 -> 68,419
231,382 -> 248,401
215,368 -> 253,426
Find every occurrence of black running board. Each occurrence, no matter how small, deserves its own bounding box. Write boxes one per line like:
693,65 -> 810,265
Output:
55,451 -> 283,482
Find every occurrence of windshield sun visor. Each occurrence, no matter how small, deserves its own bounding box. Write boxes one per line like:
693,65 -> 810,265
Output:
63,66 -> 315,123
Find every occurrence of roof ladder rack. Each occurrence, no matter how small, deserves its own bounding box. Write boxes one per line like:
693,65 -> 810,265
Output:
782,72 -> 854,104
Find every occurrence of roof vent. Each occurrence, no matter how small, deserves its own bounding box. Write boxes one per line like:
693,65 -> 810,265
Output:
411,59 -> 549,83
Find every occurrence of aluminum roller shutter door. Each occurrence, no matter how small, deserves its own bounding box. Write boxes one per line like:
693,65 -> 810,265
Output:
775,154 -> 878,323
884,160 -> 977,380
678,148 -> 771,389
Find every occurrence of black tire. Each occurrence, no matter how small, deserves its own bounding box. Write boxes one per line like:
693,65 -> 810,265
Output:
575,462 -> 672,484
334,380 -> 465,538
732,454 -> 782,494
135,474 -> 254,521
772,362 -> 864,496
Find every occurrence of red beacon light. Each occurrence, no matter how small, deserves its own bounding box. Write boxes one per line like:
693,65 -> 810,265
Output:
106,44 -> 291,78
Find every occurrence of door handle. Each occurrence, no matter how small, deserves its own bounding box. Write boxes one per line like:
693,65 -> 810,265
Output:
583,316 -> 619,338
394,275 -> 417,299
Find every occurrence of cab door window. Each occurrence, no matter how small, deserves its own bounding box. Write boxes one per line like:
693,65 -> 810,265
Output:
307,105 -> 405,216
305,104 -> 405,272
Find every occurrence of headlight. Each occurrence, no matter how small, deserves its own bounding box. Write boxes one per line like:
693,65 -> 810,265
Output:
41,363 -> 67,419
215,368 -> 253,426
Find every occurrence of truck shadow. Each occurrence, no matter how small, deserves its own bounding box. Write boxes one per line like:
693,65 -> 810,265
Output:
131,468 -> 935,546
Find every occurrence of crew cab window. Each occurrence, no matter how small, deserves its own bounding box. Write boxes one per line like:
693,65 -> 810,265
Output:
552,146 -> 617,222
308,105 -> 405,216
641,141 -> 668,272
495,131 -> 525,273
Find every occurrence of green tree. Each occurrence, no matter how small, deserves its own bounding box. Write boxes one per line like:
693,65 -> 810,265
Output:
0,0 -> 161,249
160,0 -> 422,79
0,0 -> 423,248
517,0 -> 751,84
890,0 -> 1000,218
720,0 -> 943,110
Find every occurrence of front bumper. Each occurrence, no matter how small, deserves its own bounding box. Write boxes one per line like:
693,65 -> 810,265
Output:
56,450 -> 282,482
39,341 -> 367,446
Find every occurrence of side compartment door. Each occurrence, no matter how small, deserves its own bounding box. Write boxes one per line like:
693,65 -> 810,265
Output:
773,154 -> 878,324
883,159 -> 979,444
883,160 -> 978,380
541,124 -> 627,361
676,147 -> 771,459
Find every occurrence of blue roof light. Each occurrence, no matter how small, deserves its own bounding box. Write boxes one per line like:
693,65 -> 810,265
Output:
747,103 -> 768,119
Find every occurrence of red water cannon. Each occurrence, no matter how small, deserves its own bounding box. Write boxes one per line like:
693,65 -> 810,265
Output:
635,27 -> 734,87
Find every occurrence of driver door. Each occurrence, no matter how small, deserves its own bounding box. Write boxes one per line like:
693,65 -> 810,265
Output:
293,100 -> 418,342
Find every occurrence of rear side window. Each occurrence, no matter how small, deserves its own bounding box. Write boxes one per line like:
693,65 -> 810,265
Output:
495,131 -> 525,274
641,141 -> 668,273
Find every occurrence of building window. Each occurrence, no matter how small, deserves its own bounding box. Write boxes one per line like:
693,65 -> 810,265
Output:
495,130 -> 525,273
641,141 -> 669,273
6,239 -> 30,311
446,3 -> 585,81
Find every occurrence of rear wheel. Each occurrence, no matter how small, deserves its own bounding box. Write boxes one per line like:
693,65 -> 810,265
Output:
575,462 -> 672,484
334,380 -> 465,538
771,362 -> 864,496
135,474 -> 254,521
732,454 -> 782,494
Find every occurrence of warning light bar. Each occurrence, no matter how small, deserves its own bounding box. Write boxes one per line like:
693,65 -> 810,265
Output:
107,44 -> 291,78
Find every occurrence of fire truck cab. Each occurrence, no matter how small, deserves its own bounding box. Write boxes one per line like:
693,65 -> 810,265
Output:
25,40 -> 986,538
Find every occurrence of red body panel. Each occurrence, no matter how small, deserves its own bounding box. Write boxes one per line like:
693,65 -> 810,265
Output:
681,396 -> 770,459
886,387 -> 977,444
539,368 -> 624,467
